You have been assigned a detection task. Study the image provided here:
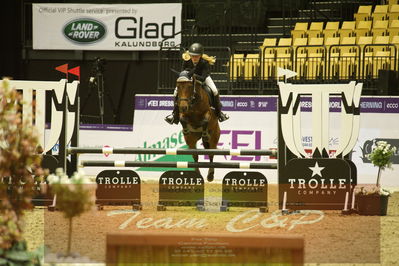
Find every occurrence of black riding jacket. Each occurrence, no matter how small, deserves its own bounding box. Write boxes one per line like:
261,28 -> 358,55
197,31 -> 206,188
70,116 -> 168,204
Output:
182,58 -> 210,82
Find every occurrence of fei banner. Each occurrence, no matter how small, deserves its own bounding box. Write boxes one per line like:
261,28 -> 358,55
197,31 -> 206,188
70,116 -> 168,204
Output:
32,3 -> 181,50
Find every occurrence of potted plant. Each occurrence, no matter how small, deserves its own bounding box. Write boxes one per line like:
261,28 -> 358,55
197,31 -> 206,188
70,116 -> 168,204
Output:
354,140 -> 396,215
44,168 -> 96,263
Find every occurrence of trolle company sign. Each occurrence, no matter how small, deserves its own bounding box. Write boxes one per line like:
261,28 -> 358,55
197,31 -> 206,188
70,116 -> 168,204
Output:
278,81 -> 362,210
32,3 -> 182,50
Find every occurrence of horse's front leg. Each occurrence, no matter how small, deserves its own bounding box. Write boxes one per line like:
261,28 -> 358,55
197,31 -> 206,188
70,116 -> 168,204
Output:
203,141 -> 215,182
180,117 -> 190,136
200,118 -> 215,182
187,140 -> 201,178
182,122 -> 202,178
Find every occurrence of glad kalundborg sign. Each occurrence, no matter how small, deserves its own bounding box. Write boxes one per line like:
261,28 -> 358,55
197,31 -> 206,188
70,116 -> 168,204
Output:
32,3 -> 181,50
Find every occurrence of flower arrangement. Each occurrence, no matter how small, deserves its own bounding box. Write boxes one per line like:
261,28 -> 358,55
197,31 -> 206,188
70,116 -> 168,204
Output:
47,168 -> 95,257
355,140 -> 397,196
353,185 -> 391,197
368,140 -> 396,186
0,78 -> 43,264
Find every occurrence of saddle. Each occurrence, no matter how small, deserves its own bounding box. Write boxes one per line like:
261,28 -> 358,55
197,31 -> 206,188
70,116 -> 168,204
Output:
199,82 -> 215,108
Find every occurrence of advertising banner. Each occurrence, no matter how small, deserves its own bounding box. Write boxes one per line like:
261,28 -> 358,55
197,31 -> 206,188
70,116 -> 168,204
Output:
46,95 -> 399,188
128,95 -> 399,188
32,3 -> 181,50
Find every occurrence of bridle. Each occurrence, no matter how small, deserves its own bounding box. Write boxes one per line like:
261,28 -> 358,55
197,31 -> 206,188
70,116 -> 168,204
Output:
177,77 -> 201,109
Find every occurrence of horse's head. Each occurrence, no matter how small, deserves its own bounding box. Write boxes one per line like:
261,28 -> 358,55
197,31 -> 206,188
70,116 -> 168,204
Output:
176,71 -> 201,113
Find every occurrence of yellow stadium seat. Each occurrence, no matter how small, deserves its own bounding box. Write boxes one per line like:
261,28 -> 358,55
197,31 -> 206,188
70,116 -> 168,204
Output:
389,3 -> 399,11
292,37 -> 308,78
389,19 -> 399,27
276,37 -> 292,55
325,37 -> 340,79
307,37 -> 325,79
325,37 -> 340,49
357,36 -> 373,78
357,36 -> 373,56
339,37 -> 359,79
373,36 -> 395,78
261,38 -> 277,47
307,22 -> 324,38
229,54 -> 245,80
372,5 -> 389,22
308,37 -> 324,52
388,19 -> 399,36
323,21 -> 340,38
291,22 -> 308,39
276,38 -> 293,78
357,36 -> 373,46
260,38 -> 277,80
391,34 -> 399,44
374,35 -> 390,46
243,53 -> 260,80
354,5 -> 372,21
372,20 -> 389,36
354,20 -> 372,37
389,0 -> 398,6
339,21 -> 356,41
390,35 -> 399,62
389,4 -> 399,22
373,36 -> 392,58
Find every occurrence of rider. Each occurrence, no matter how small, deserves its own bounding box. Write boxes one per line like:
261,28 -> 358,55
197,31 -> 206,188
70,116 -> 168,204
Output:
165,43 -> 229,124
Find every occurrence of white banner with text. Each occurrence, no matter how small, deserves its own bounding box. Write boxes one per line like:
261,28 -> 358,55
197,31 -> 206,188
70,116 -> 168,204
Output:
32,3 -> 181,50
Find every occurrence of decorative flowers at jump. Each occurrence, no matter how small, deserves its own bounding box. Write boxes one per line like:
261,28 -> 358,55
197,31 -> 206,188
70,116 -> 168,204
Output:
355,140 -> 397,196
47,168 -> 95,256
368,141 -> 397,186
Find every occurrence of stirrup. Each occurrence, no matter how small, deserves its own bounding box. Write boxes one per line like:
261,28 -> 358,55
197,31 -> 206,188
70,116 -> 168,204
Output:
218,112 -> 229,122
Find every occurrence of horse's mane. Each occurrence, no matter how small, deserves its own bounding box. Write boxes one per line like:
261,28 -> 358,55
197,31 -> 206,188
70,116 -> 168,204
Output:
182,51 -> 216,65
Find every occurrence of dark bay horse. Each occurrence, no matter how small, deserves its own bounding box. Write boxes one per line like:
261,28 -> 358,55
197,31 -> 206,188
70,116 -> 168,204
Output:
176,71 -> 220,182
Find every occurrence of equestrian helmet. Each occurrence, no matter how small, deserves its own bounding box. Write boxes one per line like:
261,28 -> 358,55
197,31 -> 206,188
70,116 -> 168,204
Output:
188,43 -> 204,56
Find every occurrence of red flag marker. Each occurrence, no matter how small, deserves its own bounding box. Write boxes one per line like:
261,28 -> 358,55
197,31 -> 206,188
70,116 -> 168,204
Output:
68,66 -> 80,81
55,63 -> 68,78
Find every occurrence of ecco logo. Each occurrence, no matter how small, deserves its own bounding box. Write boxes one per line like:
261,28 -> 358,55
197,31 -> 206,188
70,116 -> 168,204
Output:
387,103 -> 398,108
63,19 -> 106,43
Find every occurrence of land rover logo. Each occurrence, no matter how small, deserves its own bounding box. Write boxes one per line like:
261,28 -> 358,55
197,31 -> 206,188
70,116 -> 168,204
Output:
63,19 -> 106,43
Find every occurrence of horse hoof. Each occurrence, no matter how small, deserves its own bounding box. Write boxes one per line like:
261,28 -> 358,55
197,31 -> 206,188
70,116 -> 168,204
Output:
207,175 -> 214,182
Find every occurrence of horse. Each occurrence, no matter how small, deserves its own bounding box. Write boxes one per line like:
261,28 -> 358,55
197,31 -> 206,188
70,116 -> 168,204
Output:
176,71 -> 220,182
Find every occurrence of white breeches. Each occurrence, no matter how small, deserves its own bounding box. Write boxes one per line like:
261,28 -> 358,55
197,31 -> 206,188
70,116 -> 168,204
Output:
173,76 -> 219,96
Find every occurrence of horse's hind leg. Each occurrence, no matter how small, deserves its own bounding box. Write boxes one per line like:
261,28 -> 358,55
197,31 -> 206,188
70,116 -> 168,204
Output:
203,141 -> 215,182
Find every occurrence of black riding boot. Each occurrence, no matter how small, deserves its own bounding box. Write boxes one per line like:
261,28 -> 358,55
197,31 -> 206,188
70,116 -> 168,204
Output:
165,96 -> 179,124
214,94 -> 229,122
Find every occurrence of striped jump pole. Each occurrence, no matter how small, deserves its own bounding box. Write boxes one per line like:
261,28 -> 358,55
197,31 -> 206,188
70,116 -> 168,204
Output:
80,160 -> 278,169
68,147 -> 277,157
